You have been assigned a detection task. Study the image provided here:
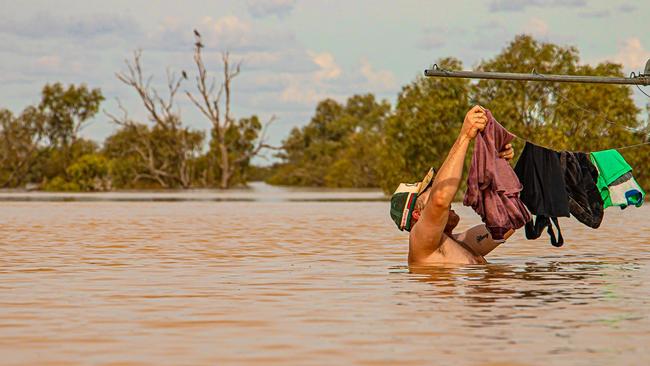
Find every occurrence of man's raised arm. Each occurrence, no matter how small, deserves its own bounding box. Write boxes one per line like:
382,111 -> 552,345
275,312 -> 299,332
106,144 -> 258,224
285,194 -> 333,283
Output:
409,106 -> 487,254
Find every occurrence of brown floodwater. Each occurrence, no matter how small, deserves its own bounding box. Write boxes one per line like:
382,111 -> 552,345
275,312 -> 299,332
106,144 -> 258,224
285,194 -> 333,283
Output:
1,183 -> 649,365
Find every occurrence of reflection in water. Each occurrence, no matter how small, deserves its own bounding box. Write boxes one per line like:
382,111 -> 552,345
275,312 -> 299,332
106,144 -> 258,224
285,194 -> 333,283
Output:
0,191 -> 649,365
408,261 -> 611,310
0,182 -> 386,203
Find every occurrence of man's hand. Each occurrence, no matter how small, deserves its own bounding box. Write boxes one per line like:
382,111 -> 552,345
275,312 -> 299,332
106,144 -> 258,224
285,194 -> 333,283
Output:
498,143 -> 515,161
460,105 -> 487,139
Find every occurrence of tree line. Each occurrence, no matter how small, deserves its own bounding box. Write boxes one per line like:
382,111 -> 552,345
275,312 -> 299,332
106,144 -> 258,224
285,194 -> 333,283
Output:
268,35 -> 650,194
1,35 -> 648,193
0,31 -> 273,191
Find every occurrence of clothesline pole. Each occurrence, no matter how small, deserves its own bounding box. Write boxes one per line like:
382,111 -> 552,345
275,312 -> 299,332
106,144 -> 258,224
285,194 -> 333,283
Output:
424,64 -> 650,86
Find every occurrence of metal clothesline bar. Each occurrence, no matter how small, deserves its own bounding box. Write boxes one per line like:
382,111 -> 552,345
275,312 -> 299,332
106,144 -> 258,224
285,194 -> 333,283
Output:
424,63 -> 650,86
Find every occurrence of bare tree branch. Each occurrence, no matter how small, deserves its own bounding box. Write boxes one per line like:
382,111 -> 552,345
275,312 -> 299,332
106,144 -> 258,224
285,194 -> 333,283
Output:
109,50 -> 196,188
233,115 -> 279,164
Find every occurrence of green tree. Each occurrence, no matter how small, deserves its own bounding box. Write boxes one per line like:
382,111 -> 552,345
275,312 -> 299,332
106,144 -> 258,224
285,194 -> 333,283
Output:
102,124 -> 146,189
103,122 -> 204,189
0,107 -> 45,188
269,94 -> 390,187
0,83 -> 103,189
38,83 -> 104,178
377,57 -> 470,194
324,94 -> 390,187
44,153 -> 110,192
204,115 -> 266,186
269,99 -> 344,186
35,139 -> 98,186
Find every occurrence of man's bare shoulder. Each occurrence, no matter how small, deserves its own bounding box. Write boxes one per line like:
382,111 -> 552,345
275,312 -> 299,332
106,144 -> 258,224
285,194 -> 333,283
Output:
409,232 -> 486,265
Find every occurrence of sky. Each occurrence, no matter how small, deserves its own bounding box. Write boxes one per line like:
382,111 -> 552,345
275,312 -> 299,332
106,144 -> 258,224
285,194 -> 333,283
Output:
1,0 -> 649,162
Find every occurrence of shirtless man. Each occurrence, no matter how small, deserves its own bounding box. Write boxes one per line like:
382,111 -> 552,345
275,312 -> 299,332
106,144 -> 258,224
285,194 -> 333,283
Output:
390,106 -> 515,265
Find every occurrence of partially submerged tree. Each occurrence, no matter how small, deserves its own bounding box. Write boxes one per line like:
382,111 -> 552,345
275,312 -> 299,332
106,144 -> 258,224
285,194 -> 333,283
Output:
186,30 -> 275,189
0,107 -> 45,187
0,83 -> 103,189
268,94 -> 391,188
39,83 -> 104,150
38,83 -> 104,185
107,50 -> 204,188
45,153 -> 110,192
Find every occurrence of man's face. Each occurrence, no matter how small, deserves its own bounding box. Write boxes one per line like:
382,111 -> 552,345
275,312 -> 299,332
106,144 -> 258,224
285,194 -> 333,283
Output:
411,194 -> 460,234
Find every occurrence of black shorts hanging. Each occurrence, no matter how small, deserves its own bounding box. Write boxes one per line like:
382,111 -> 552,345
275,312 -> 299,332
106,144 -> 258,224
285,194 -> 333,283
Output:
559,151 -> 604,229
514,142 -> 570,247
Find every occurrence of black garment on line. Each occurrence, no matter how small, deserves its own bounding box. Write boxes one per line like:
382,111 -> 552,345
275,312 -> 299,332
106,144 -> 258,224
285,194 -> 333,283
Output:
514,142 -> 570,247
559,151 -> 604,229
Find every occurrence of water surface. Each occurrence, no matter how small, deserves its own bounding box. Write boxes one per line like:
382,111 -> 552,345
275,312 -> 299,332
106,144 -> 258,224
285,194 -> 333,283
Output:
1,184 -> 649,365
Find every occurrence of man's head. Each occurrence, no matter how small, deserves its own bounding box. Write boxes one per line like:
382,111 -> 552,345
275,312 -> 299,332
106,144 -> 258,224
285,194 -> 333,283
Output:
389,168 -> 436,232
389,167 -> 459,233
410,186 -> 460,234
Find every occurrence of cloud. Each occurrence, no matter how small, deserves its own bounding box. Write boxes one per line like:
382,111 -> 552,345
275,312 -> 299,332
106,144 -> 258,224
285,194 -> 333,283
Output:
579,9 -> 610,18
609,38 -> 650,72
209,15 -> 252,38
418,33 -> 446,50
0,12 -> 140,39
188,15 -> 298,53
144,16 -> 191,51
247,0 -> 297,18
274,55 -> 398,106
309,51 -> 341,81
8,55 -> 82,82
617,3 -> 637,12
417,25 -> 465,51
359,59 -> 397,91
489,0 -> 586,12
518,17 -> 576,46
34,55 -> 62,70
468,20 -> 512,52
280,82 -> 325,105
278,51 -> 342,104
145,14 -> 301,54
523,18 -> 549,38
230,52 -> 341,105
237,50 -> 317,73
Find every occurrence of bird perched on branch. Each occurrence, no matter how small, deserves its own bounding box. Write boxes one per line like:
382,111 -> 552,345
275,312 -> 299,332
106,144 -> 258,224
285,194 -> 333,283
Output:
193,29 -> 204,48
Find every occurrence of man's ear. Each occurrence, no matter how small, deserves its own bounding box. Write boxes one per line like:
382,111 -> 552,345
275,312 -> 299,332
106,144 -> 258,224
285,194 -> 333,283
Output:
412,210 -> 420,222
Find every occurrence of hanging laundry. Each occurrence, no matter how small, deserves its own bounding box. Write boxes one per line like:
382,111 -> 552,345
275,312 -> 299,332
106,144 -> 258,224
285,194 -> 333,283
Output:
514,142 -> 570,247
463,110 -> 530,241
559,151 -> 604,229
590,149 -> 645,209
608,172 -> 645,207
